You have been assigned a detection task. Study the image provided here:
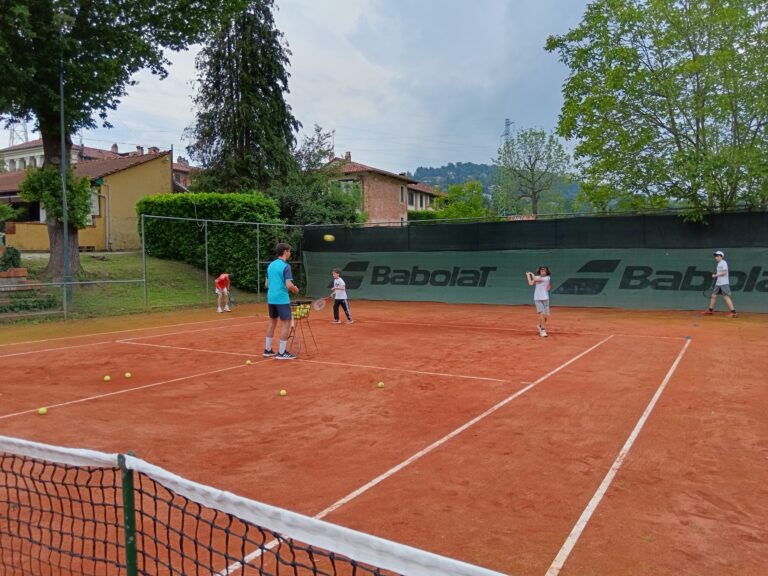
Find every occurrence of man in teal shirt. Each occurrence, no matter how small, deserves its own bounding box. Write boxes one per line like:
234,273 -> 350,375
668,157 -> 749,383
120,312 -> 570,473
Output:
264,243 -> 300,359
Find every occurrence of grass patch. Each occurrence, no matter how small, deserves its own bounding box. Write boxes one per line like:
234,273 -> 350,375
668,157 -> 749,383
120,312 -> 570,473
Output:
12,252 -> 262,320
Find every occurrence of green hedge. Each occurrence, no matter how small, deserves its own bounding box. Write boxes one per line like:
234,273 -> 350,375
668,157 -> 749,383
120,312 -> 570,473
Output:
137,193 -> 301,292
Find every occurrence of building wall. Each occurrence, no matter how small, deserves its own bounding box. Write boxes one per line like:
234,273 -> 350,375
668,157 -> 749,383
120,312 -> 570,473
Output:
100,154 -> 172,250
360,173 -> 408,224
4,154 -> 171,251
7,201 -> 106,251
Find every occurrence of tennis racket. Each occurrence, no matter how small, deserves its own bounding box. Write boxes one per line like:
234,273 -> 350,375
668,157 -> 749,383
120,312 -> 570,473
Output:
702,277 -> 716,298
228,291 -> 236,308
313,296 -> 332,311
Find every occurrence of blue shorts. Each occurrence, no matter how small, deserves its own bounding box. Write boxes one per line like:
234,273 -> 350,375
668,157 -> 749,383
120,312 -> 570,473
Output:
268,303 -> 292,321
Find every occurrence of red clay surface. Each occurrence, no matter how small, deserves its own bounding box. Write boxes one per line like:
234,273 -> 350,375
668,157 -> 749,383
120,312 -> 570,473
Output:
1,301 -> 766,575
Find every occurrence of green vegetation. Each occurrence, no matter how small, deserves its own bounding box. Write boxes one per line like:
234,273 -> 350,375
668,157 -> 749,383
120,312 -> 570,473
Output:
186,0 -> 298,191
1,0 -> 243,278
137,192 -> 289,294
11,252 -> 260,320
546,0 -> 768,217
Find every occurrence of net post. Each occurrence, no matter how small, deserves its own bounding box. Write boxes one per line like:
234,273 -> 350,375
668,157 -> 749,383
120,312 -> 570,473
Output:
118,453 -> 139,576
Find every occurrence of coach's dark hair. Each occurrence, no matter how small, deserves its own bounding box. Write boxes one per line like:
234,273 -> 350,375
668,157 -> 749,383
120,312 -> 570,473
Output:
538,265 -> 551,276
332,268 -> 341,274
276,243 -> 292,257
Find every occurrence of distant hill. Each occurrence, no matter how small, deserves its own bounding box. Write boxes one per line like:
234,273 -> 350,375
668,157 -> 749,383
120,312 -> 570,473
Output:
413,162 -> 496,192
413,162 -> 578,200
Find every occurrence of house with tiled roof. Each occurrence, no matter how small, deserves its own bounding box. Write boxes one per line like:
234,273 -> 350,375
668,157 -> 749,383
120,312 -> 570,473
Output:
0,150 -> 173,251
330,152 -> 444,224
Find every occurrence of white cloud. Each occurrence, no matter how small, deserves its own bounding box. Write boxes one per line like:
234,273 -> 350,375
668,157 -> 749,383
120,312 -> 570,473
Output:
2,0 -> 590,172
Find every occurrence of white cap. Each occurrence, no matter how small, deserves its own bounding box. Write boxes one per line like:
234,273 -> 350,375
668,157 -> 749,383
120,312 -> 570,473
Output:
713,250 -> 725,257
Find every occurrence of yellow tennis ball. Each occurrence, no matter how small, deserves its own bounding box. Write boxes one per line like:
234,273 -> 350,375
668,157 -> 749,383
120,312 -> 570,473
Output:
38,407 -> 48,415
279,389 -> 287,396
246,360 -> 252,365
124,372 -> 132,379
323,234 -> 335,242
103,375 -> 111,382
377,381 -> 385,388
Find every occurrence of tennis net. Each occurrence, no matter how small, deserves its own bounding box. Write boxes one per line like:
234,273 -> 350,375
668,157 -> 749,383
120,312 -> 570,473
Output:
0,435 -> 504,576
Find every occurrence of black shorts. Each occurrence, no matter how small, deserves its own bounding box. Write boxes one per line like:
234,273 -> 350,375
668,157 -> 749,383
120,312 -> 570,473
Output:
268,303 -> 292,320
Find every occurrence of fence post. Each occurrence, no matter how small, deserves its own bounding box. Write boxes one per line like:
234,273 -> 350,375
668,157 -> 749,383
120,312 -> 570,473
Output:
256,224 -> 261,301
141,215 -> 148,310
118,454 -> 139,576
204,220 -> 209,303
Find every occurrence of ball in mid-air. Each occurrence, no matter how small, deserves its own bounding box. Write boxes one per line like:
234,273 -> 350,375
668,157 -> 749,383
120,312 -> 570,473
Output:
124,372 -> 132,379
38,407 -> 48,415
323,234 -> 335,242
103,375 -> 111,382
279,389 -> 287,396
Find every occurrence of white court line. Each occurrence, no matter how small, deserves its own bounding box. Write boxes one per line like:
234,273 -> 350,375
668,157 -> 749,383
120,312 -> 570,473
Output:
0,320 -> 264,360
545,337 -> 692,576
0,315 -> 264,349
299,358 -> 509,383
117,320 -> 267,343
0,341 -> 114,360
364,319 -> 687,341
220,334 -> 615,575
0,363 -> 253,421
119,340 -> 256,358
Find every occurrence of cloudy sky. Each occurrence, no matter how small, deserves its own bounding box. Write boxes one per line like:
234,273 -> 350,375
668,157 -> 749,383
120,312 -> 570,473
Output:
3,0 -> 590,174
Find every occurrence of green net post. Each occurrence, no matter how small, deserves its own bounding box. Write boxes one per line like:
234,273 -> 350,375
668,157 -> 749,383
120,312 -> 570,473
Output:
118,454 -> 139,576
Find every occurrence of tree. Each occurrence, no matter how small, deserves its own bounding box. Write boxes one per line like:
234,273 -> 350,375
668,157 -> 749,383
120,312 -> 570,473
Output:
268,126 -> 364,225
546,0 -> 768,217
492,128 -> 570,216
434,180 -> 493,219
186,0 -> 299,192
0,0 -> 240,279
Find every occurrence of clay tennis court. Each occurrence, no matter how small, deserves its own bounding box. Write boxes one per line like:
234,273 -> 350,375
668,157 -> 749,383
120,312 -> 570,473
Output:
1,301 -> 766,575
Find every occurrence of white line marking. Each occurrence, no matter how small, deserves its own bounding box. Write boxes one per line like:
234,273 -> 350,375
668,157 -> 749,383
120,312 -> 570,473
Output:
0,315 -> 264,349
0,341 -> 114,359
299,358 -> 508,383
0,364 -> 251,421
119,340 -> 256,358
0,321 -> 263,360
220,334 -> 614,575
117,320 -> 266,343
364,319 -> 686,340
545,337 -> 692,576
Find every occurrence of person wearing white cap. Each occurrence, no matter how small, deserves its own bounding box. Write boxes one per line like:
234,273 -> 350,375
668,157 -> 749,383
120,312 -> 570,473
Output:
702,251 -> 737,317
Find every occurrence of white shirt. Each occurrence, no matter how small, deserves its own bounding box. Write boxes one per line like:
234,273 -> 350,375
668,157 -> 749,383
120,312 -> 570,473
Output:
533,275 -> 550,301
716,259 -> 729,286
333,277 -> 348,300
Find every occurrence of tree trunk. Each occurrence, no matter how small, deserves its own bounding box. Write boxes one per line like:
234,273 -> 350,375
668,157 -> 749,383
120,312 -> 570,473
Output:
46,220 -> 80,281
39,116 -> 80,280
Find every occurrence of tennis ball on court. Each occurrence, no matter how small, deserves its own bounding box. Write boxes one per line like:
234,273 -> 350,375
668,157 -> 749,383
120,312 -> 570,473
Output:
103,375 -> 111,382
38,407 -> 48,415
124,372 -> 132,379
323,234 -> 335,242
377,381 -> 385,388
246,360 -> 252,365
279,389 -> 287,397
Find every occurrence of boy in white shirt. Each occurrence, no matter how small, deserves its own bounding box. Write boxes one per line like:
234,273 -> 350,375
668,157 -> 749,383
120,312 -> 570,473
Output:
702,250 -> 737,317
526,266 -> 551,337
330,268 -> 353,324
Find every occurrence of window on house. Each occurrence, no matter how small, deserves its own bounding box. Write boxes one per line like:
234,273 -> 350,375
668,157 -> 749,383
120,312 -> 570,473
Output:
407,190 -> 414,206
419,194 -> 424,208
400,185 -> 405,203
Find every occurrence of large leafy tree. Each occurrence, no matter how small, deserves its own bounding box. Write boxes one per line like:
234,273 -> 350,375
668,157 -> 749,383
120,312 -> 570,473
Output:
546,0 -> 768,217
186,0 -> 299,192
0,0 -> 239,279
434,180 -> 494,219
492,127 -> 570,215
269,125 -> 364,225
